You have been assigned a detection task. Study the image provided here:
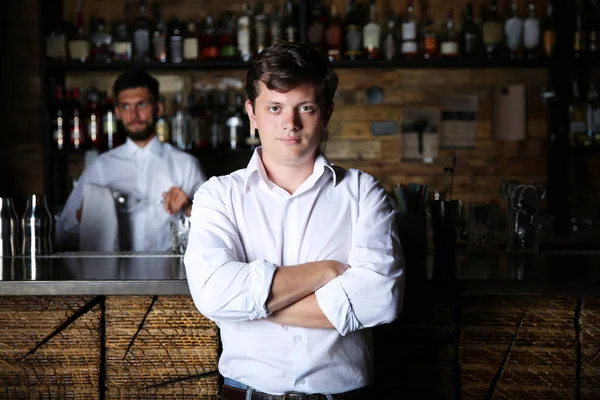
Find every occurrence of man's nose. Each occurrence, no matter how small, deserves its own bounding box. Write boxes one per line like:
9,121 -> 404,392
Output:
282,109 -> 301,131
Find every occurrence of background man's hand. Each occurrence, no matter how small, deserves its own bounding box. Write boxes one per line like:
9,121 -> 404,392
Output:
163,187 -> 191,215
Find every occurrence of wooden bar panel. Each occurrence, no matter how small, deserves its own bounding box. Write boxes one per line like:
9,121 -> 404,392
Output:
0,296 -> 101,400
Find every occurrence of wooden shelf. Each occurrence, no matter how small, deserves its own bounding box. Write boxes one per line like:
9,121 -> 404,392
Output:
45,57 -> 562,73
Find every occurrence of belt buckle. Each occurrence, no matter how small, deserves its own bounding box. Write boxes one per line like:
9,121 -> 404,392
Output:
282,391 -> 311,400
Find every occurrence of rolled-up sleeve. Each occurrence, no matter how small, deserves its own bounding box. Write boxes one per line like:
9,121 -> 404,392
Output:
315,174 -> 405,336
184,178 -> 278,322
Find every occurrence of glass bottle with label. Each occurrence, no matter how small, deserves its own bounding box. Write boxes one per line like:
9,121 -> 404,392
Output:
541,3 -> 555,58
69,88 -> 87,152
382,8 -> 399,61
573,5 -> 587,59
46,21 -> 67,62
103,97 -> 119,150
344,0 -> 363,60
460,2 -> 481,59
169,19 -> 184,63
202,16 -> 219,59
308,0 -> 326,54
482,0 -> 503,59
362,0 -> 381,59
589,15 -> 599,58
504,0 -> 523,59
171,91 -> 191,150
85,89 -> 103,151
133,0 -> 151,62
270,5 -> 283,44
184,21 -> 200,61
421,1 -> 436,60
401,0 -> 418,59
91,18 -> 112,63
255,2 -> 269,54
439,8 -> 459,58
210,92 -> 228,149
219,12 -> 238,60
152,10 -> 168,63
112,22 -> 132,62
51,87 -> 67,151
68,12 -> 90,63
325,3 -> 342,61
156,96 -> 170,144
225,92 -> 245,150
282,0 -> 298,42
237,3 -> 254,61
523,1 -> 541,59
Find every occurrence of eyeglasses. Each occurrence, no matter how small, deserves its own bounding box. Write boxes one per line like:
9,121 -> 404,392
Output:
117,100 -> 153,112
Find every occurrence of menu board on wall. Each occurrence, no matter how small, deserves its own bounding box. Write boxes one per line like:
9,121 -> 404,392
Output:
439,94 -> 479,149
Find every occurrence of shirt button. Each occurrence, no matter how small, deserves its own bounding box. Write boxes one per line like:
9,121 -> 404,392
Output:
294,336 -> 302,343
299,379 -> 306,385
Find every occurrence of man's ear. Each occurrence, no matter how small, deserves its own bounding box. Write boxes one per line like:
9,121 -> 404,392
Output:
245,100 -> 257,129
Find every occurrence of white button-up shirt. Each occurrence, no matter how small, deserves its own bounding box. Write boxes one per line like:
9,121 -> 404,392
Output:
56,137 -> 206,251
184,148 -> 404,395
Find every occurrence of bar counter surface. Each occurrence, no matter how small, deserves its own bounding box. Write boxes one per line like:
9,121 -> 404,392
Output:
1,250 -> 599,296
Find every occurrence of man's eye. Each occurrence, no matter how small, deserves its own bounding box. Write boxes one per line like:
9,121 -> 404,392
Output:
121,104 -> 130,111
138,101 -> 150,109
268,106 -> 280,112
299,106 -> 315,112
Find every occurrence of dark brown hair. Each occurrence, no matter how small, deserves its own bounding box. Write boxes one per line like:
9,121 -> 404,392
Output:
113,70 -> 160,102
245,41 -> 338,113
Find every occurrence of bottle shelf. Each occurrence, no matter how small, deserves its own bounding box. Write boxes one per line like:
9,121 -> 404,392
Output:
44,57 -> 569,72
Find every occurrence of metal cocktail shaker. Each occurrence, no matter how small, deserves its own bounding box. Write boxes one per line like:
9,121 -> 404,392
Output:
21,194 -> 53,256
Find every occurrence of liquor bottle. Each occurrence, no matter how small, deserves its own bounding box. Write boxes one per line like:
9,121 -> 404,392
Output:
210,92 -> 228,149
156,106 -> 170,144
523,1 -> 541,59
169,19 -> 184,63
152,9 -> 168,63
51,87 -> 67,151
541,3 -> 556,58
282,0 -> 298,42
460,2 -> 481,59
237,3 -> 254,61
255,2 -> 269,54
171,91 -> 191,150
362,0 -> 381,59
68,11 -> 90,63
421,1 -> 436,60
184,21 -> 200,61
189,91 -> 209,148
103,96 -> 119,150
482,0 -> 503,59
46,21 -> 67,62
133,0 -> 151,62
219,12 -> 238,60
69,88 -> 87,152
91,18 -> 112,63
308,0 -> 326,54
85,88 -> 103,151
112,22 -> 132,62
225,92 -> 245,150
505,0 -> 523,59
401,0 -> 418,59
589,15 -> 599,58
573,3 -> 587,59
344,0 -> 363,60
188,92 -> 200,149
200,14 -> 219,60
382,8 -> 399,61
270,5 -> 283,44
325,3 -> 343,61
439,8 -> 459,58
569,81 -> 588,146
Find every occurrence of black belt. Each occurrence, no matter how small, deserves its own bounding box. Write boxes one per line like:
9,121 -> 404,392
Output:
220,385 -> 372,400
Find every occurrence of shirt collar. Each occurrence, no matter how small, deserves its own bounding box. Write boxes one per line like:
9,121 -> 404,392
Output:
123,136 -> 163,158
243,147 -> 338,192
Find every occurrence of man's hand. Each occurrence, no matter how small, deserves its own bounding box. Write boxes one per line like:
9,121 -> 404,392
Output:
163,187 -> 191,215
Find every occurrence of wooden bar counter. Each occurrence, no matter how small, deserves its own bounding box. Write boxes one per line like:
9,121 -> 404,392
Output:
0,251 -> 599,399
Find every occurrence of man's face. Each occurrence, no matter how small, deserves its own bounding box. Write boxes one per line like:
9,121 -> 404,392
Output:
114,87 -> 163,142
245,81 -> 332,169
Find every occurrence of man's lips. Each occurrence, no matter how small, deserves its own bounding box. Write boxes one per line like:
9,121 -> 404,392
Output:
278,137 -> 301,143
